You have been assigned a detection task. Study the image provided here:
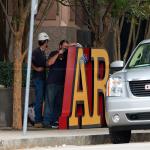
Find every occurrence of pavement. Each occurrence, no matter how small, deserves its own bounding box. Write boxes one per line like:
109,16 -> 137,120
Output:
0,128 -> 150,150
17,142 -> 150,150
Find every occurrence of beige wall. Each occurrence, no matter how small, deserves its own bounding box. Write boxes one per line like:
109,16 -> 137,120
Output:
33,26 -> 77,52
7,0 -> 87,29
35,1 -> 86,29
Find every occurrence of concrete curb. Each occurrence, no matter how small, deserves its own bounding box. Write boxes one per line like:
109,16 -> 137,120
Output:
0,134 -> 110,150
0,129 -> 150,150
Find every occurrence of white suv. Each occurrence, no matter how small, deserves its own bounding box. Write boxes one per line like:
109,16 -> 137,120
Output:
106,39 -> 150,144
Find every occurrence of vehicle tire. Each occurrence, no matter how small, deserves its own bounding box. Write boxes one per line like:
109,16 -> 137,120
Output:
109,129 -> 131,144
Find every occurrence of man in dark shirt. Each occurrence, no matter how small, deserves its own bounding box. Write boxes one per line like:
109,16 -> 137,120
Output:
32,32 -> 49,127
43,40 -> 69,128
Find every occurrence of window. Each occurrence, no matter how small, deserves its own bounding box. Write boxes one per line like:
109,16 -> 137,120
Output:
126,43 -> 150,69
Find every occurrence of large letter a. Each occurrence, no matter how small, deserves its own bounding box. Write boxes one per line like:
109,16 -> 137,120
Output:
69,48 -> 92,128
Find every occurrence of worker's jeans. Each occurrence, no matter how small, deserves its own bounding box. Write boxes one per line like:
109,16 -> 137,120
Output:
43,84 -> 64,125
33,79 -> 45,123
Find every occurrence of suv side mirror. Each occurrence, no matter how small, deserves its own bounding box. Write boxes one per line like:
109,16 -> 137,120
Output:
110,60 -> 124,68
110,60 -> 124,73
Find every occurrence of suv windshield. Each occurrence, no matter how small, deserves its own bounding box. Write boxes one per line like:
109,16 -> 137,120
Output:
126,43 -> 150,69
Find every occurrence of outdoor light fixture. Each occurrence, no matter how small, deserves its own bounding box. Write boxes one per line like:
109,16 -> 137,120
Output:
112,114 -> 120,123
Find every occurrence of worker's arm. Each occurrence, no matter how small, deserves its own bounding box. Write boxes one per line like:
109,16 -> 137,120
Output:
47,50 -> 64,66
32,64 -> 44,72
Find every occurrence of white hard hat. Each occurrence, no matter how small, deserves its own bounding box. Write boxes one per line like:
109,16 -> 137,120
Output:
38,32 -> 49,41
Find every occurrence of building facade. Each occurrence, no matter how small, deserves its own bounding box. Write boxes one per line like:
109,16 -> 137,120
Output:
0,0 -> 91,61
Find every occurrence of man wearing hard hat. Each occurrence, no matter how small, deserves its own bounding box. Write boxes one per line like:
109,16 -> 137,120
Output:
32,32 -> 49,128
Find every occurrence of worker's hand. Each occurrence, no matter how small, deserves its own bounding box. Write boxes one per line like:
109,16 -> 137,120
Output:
59,49 -> 64,54
69,43 -> 82,47
69,43 -> 77,47
45,46 -> 50,52
37,67 -> 44,72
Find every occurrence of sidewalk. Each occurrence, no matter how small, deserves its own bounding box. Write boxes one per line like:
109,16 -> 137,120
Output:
0,128 -> 150,150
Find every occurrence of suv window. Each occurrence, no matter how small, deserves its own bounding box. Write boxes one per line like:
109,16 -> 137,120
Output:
126,43 -> 150,69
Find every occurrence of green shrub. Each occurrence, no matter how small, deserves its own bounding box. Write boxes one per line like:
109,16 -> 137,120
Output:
0,62 -> 28,87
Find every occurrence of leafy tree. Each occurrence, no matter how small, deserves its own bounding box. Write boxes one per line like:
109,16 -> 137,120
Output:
59,0 -> 150,61
0,0 -> 56,129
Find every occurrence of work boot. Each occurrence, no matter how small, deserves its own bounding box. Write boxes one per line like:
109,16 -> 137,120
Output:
34,123 -> 43,128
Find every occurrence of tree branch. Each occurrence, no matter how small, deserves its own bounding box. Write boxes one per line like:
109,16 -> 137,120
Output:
34,0 -> 55,33
57,0 -> 78,7
102,3 -> 113,30
19,1 -> 30,33
0,0 -> 16,35
133,18 -> 141,48
119,15 -> 125,33
70,5 -> 92,28
21,48 -> 28,62
38,0 -> 44,12
19,0 -> 23,14
24,0 -> 31,16
124,17 -> 134,61
102,2 -> 114,22
79,0 -> 96,32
